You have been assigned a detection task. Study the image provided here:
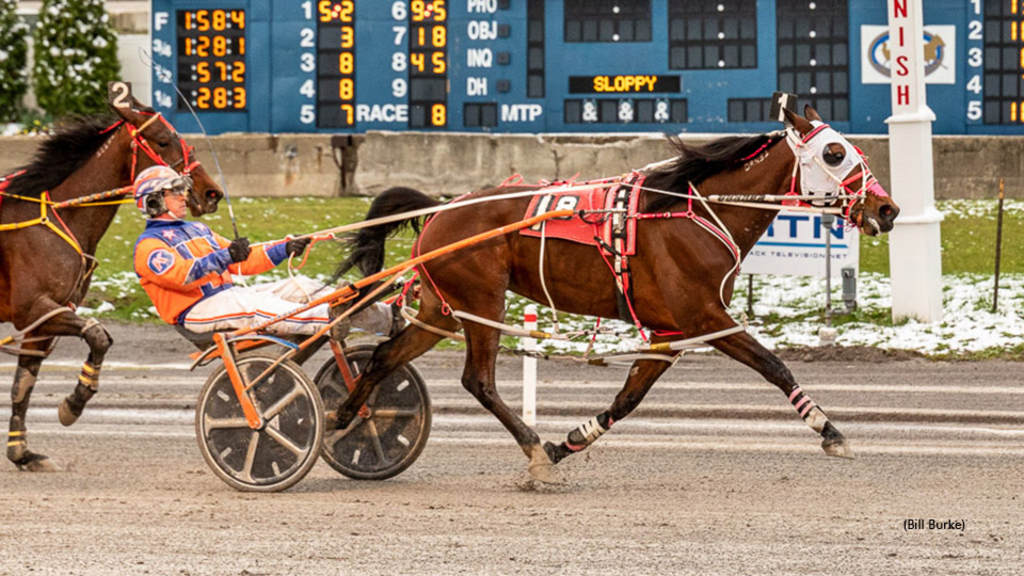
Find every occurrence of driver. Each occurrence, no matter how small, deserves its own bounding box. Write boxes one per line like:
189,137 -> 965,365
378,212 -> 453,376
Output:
131,165 -> 398,339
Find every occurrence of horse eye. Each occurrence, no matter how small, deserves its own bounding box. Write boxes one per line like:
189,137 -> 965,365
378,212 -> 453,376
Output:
158,140 -> 171,148
823,148 -> 844,166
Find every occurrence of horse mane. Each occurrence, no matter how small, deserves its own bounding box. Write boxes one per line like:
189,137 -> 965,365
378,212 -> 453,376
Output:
5,114 -> 121,198
642,132 -> 782,214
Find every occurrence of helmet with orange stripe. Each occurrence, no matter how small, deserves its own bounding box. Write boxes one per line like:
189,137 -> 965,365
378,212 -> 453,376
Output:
134,165 -> 193,218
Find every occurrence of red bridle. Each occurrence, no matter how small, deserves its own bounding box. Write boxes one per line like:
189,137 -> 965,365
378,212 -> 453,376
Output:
102,112 -> 201,182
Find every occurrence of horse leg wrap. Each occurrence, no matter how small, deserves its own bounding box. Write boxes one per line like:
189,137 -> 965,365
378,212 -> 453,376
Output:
81,319 -> 113,357
6,425 -> 56,471
8,368 -> 37,463
59,360 -> 101,427
6,428 -> 27,463
788,386 -> 827,433
11,366 -> 37,405
788,386 -> 853,458
77,360 -> 101,392
546,411 -> 614,464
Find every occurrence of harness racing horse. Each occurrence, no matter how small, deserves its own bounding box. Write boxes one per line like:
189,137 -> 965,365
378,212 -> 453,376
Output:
0,96 -> 223,471
336,106 -> 900,482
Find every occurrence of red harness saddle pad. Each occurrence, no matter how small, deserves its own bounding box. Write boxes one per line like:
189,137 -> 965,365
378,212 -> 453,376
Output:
519,178 -> 641,256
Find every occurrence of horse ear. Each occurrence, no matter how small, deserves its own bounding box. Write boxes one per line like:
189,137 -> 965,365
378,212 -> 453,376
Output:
782,107 -> 813,135
110,100 -> 146,126
804,104 -> 823,123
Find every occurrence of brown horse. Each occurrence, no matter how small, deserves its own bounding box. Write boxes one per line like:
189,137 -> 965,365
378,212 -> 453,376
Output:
1,96 -> 223,471
336,106 -> 900,482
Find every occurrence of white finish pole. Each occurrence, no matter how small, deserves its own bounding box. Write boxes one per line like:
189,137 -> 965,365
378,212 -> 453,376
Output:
885,0 -> 944,323
522,305 -> 538,426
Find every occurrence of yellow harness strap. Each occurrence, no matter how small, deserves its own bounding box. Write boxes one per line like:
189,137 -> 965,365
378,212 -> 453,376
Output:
0,191 -> 83,255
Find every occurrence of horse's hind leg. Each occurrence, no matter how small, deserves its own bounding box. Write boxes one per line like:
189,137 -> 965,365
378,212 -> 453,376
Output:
711,330 -> 853,459
7,340 -> 60,472
545,351 -> 677,464
460,320 -> 556,483
332,294 -> 459,428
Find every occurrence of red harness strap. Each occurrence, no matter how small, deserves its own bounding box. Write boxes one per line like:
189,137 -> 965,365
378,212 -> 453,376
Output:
411,192 -> 476,316
128,113 -> 201,181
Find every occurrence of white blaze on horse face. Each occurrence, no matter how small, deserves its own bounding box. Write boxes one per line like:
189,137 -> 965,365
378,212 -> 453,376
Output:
787,121 -> 862,206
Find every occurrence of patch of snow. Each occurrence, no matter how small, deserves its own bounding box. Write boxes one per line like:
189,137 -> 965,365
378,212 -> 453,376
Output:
507,273 -> 1023,357
79,302 -> 115,317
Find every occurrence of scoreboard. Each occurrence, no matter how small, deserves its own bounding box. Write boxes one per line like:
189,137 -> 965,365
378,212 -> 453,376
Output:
150,0 -> 1024,135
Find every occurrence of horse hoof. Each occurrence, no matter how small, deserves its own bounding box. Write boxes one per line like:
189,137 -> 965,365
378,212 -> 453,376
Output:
58,399 -> 81,427
527,444 -> 560,483
16,453 -> 60,472
528,462 -> 559,484
822,437 -> 855,459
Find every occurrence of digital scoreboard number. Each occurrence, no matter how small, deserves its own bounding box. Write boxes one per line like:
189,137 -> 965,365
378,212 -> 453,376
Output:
982,0 -> 1024,124
408,1 -> 449,128
314,0 -> 448,130
176,9 -> 247,112
152,1 -> 1024,136
316,1 -> 356,127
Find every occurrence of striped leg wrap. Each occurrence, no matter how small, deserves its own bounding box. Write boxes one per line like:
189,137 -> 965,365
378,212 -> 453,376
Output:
788,386 -> 816,417
565,412 -> 614,452
788,386 -> 828,433
78,361 -> 100,391
7,430 -> 25,448
7,430 -> 27,460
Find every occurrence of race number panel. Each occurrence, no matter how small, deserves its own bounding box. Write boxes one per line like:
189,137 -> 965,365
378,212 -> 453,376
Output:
983,0 -> 1024,124
151,0 -> 1023,135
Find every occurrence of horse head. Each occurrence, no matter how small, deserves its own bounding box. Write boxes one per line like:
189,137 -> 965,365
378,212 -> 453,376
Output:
782,105 -> 899,236
111,96 -> 223,216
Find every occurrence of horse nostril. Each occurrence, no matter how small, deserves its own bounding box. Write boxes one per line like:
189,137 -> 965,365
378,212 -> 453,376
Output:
207,189 -> 223,201
880,204 -> 898,221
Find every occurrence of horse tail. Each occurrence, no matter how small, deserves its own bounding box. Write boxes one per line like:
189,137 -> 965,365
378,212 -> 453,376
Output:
337,186 -> 441,278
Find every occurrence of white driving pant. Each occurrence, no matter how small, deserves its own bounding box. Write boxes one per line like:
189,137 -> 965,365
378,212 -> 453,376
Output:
182,276 -> 392,336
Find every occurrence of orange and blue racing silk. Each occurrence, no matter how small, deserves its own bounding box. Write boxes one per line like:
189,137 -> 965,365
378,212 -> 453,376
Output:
133,220 -> 289,324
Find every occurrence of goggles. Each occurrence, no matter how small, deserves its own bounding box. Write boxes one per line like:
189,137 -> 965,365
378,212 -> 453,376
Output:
157,175 -> 194,197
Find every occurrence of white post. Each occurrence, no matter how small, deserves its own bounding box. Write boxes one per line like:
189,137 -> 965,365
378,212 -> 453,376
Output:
885,0 -> 944,323
522,305 -> 537,426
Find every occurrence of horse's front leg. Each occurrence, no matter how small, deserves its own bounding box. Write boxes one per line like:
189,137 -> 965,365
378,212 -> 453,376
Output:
58,316 -> 113,426
19,302 -> 114,427
711,329 -> 853,459
544,350 -> 677,465
7,339 -> 60,471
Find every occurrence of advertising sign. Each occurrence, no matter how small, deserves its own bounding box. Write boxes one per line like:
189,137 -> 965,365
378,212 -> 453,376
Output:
744,212 -> 859,278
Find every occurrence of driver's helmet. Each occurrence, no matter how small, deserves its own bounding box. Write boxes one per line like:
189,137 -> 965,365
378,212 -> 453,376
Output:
133,165 -> 192,217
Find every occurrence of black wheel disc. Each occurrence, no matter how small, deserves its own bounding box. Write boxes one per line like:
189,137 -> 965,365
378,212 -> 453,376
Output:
316,345 -> 431,480
196,354 -> 324,492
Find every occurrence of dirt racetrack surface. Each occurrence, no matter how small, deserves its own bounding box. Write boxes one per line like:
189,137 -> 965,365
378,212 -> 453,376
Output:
0,322 -> 1021,575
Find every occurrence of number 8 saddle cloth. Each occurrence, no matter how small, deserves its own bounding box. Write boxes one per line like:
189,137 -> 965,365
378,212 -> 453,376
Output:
519,173 -> 643,256
517,173 -> 646,324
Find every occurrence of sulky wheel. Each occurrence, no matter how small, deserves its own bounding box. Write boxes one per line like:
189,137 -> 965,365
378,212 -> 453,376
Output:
195,353 -> 324,492
315,345 -> 431,480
